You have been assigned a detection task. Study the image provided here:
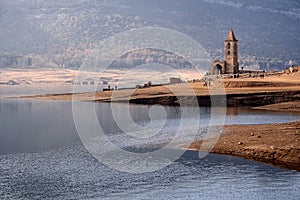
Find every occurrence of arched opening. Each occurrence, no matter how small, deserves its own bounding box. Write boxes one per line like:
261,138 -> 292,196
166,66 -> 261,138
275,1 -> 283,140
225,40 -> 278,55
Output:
233,43 -> 237,49
227,42 -> 231,49
228,51 -> 231,56
215,64 -> 222,75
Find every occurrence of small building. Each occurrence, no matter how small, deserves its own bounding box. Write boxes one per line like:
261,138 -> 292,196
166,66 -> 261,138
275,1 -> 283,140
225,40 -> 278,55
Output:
170,77 -> 182,84
211,28 -> 239,75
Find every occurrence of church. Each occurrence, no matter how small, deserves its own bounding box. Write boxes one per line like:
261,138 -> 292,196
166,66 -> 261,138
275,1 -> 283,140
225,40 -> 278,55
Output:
210,28 -> 239,75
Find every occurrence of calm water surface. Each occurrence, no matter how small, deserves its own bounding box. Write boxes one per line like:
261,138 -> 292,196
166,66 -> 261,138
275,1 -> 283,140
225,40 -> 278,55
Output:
0,85 -> 299,199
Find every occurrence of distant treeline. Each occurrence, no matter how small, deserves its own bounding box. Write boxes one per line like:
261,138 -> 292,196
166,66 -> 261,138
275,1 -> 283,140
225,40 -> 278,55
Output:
0,51 -> 295,71
110,48 -> 193,69
0,54 -> 33,68
0,49 -> 193,70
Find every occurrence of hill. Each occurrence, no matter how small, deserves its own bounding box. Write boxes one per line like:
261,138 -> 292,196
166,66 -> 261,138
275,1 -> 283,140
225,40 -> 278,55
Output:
1,0 -> 299,70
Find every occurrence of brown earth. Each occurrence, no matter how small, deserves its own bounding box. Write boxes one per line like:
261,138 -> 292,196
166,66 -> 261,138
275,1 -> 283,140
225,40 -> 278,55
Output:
254,101 -> 300,112
186,121 -> 300,171
21,72 -> 300,171
22,72 -> 300,107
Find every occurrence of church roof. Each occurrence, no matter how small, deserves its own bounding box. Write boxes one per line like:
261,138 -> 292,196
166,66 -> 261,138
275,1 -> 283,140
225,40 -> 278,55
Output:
225,28 -> 238,41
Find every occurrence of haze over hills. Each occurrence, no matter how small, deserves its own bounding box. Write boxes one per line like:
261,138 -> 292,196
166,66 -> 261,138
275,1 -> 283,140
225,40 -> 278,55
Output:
0,0 -> 299,71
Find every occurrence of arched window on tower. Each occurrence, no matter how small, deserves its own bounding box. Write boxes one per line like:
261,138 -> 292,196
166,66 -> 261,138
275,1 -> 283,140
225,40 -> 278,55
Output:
228,51 -> 231,56
233,43 -> 237,49
227,42 -> 231,49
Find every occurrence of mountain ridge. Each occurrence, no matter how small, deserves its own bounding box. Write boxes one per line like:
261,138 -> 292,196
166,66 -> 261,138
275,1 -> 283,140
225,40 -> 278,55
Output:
0,0 -> 299,70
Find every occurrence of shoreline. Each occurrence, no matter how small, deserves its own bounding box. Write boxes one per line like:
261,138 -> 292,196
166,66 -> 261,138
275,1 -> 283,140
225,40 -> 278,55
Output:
19,80 -> 300,107
254,101 -> 300,112
184,121 -> 300,171
15,73 -> 300,171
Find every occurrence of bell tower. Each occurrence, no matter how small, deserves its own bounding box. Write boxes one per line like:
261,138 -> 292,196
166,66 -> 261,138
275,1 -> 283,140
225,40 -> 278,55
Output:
211,28 -> 240,75
224,28 -> 239,74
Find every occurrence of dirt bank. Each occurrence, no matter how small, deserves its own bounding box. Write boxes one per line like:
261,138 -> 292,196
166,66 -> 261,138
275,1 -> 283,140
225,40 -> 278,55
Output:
254,101 -> 300,112
22,77 -> 300,107
185,121 -> 300,171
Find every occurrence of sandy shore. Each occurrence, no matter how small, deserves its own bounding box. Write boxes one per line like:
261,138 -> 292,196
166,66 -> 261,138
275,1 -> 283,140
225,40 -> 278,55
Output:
22,73 -> 300,106
185,121 -> 300,171
17,70 -> 300,171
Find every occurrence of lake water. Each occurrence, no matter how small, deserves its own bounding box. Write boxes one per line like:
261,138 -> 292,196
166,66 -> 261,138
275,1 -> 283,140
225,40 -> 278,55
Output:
0,85 -> 300,199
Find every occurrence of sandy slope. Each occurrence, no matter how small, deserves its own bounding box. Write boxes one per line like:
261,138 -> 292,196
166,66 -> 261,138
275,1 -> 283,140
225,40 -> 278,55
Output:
185,121 -> 300,171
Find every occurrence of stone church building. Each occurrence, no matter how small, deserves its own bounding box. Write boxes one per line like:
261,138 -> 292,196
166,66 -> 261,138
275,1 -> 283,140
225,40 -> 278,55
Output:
211,28 -> 239,75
